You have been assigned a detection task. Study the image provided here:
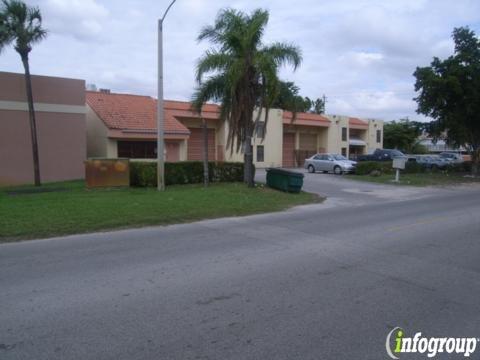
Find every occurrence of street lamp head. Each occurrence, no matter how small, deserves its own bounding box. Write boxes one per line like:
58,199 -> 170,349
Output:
161,0 -> 177,22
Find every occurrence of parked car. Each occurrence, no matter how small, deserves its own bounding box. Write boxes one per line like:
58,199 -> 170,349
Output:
304,153 -> 357,175
357,149 -> 407,161
412,155 -> 449,169
439,151 -> 464,163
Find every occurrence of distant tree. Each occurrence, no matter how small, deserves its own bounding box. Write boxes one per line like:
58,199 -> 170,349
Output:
383,119 -> 423,153
272,88 -> 327,115
0,0 -> 47,186
311,97 -> 325,114
414,26 -> 480,174
191,9 -> 302,187
272,81 -> 310,113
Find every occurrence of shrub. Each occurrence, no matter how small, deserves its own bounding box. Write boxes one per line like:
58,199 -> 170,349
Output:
404,161 -> 426,174
130,161 -> 251,187
355,161 -> 393,175
445,161 -> 472,173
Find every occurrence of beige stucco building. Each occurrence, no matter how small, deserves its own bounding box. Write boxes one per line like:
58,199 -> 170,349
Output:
85,90 -> 383,168
0,72 -> 86,186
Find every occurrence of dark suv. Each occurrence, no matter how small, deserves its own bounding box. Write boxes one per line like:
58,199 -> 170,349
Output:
357,149 -> 406,161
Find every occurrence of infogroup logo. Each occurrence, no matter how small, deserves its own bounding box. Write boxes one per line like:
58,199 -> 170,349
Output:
386,327 -> 479,359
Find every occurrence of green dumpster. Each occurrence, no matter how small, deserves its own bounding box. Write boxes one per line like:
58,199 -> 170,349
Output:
266,168 -> 304,193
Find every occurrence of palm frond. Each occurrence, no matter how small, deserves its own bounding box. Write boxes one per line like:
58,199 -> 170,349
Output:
0,0 -> 46,55
191,74 -> 227,113
195,50 -> 232,82
244,9 -> 268,50
260,42 -> 302,70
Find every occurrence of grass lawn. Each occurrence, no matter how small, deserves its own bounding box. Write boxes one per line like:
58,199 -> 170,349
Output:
350,172 -> 480,187
0,181 -> 320,242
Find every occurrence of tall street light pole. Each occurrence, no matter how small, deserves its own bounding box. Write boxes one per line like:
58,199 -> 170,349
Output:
157,0 -> 177,191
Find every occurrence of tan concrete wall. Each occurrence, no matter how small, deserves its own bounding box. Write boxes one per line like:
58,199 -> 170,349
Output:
106,139 -> 118,158
179,139 -> 187,161
366,119 -> 383,153
325,115 -> 349,155
224,108 -> 283,168
86,105 -> 109,157
0,72 -> 86,186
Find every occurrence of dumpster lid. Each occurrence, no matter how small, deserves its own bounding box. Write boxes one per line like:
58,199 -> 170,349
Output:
266,168 -> 304,177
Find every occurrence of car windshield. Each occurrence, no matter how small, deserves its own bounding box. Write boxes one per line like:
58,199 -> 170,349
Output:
391,150 -> 404,156
333,155 -> 347,160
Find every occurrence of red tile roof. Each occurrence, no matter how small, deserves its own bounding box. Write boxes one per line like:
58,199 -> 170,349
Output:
86,91 -> 220,134
282,111 -> 330,127
349,117 -> 368,128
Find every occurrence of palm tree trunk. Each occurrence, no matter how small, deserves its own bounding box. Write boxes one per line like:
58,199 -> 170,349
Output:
472,147 -> 479,176
202,118 -> 209,187
21,54 -> 41,186
243,135 -> 254,187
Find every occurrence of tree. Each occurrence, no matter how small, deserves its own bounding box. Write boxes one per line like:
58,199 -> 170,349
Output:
414,27 -> 480,174
272,81 -> 310,113
383,118 -> 423,153
272,86 -> 326,115
191,8 -> 301,187
0,0 -> 47,186
311,97 -> 326,114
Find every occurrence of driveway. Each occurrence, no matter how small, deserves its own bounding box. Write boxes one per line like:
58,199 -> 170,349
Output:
256,168 -> 452,206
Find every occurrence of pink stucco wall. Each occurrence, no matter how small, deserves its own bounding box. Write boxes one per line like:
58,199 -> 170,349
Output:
0,72 -> 86,186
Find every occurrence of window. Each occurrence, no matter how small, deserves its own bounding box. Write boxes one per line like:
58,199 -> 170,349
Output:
376,129 -> 382,143
342,127 -> 347,141
256,145 -> 264,162
341,147 -> 347,157
118,141 -> 156,159
256,122 -> 266,138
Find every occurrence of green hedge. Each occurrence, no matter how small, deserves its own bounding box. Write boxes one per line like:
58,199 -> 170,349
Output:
445,161 -> 472,173
130,161 -> 252,187
355,161 -> 394,175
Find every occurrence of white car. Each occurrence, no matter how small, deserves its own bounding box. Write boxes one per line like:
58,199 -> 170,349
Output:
304,153 -> 357,175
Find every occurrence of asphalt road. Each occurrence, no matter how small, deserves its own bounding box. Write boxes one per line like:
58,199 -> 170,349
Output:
2,175 -> 480,359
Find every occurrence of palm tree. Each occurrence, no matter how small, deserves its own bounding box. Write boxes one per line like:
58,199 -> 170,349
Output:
192,8 -> 302,187
0,0 -> 47,186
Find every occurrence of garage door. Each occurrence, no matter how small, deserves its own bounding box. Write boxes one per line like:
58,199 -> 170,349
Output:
282,133 -> 295,167
165,141 -> 180,162
187,128 -> 216,161
299,133 -> 317,151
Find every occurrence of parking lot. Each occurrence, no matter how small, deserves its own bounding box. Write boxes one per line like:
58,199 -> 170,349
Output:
255,168 -> 449,207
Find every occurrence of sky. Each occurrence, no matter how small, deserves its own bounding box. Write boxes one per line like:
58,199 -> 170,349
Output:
1,0 -> 480,121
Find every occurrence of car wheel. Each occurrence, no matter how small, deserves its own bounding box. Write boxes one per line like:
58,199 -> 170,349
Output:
308,165 -> 315,173
334,166 -> 343,175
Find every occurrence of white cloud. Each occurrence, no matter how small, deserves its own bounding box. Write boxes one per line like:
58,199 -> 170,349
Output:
341,51 -> 384,67
36,0 -> 109,41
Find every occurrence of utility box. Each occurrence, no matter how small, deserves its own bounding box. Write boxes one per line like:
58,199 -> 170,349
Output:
393,158 -> 406,170
85,158 -> 130,188
266,168 -> 304,193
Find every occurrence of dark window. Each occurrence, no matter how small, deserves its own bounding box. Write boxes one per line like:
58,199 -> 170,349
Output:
342,127 -> 347,141
376,129 -> 382,143
118,141 -> 156,159
341,147 -> 347,156
256,122 -> 266,138
256,145 -> 264,162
